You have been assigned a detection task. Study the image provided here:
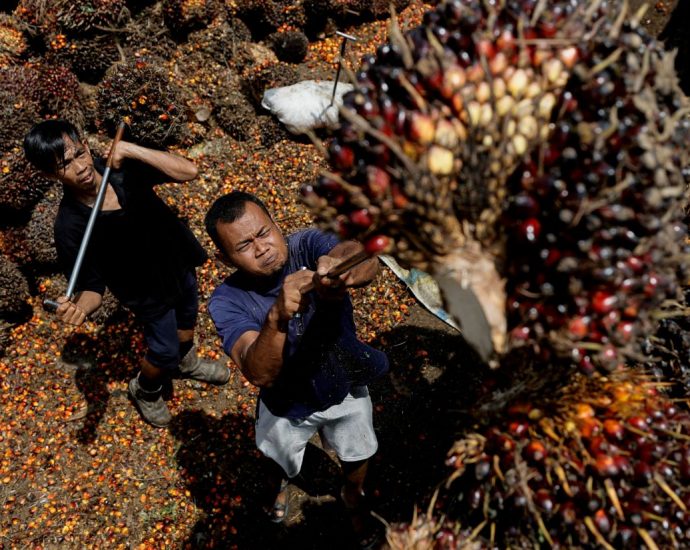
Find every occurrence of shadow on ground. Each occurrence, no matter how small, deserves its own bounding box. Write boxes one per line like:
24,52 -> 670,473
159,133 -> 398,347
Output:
166,313 -> 489,549
60,310 -> 141,444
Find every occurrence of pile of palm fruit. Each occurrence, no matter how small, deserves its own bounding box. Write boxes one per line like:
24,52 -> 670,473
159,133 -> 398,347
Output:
0,0 -> 414,348
302,0 -> 690,546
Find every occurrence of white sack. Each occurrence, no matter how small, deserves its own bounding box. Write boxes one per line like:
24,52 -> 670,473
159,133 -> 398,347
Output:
261,80 -> 354,135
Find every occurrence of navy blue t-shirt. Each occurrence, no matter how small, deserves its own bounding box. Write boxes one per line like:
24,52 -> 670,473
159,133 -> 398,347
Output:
208,229 -> 389,419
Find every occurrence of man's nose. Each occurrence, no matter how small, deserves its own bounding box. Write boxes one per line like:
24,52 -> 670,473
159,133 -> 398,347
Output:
74,157 -> 88,173
254,240 -> 269,256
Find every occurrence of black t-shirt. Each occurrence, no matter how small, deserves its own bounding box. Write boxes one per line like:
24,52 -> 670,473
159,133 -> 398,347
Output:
54,158 -> 207,321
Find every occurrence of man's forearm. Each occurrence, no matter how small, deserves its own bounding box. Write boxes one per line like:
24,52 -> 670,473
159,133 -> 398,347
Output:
119,142 -> 198,182
241,306 -> 288,387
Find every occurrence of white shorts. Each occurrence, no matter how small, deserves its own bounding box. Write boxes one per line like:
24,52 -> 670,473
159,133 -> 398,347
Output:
255,386 -> 378,478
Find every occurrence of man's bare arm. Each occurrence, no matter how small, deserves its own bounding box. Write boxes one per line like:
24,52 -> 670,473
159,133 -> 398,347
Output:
109,141 -> 198,182
230,269 -> 314,387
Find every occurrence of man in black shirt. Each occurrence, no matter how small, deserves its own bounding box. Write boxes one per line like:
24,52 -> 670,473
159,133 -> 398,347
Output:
23,119 -> 229,427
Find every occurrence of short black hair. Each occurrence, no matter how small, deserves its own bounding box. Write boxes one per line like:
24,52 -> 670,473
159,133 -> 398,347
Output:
23,119 -> 82,174
205,191 -> 272,251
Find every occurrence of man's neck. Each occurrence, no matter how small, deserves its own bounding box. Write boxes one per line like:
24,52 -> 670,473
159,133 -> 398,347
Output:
73,170 -> 104,207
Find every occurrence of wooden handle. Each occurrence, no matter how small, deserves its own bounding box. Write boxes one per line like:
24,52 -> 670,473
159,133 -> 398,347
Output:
105,122 -> 127,169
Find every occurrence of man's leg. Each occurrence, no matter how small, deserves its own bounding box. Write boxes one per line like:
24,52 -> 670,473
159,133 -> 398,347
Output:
321,388 -> 381,547
128,311 -> 179,427
264,457 -> 290,523
341,458 -> 368,509
175,270 -> 229,384
255,399 -> 318,523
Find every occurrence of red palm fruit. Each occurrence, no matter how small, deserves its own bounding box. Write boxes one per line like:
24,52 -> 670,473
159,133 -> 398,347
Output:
593,509 -> 611,534
366,166 -> 390,198
578,417 -> 601,439
508,420 -> 528,437
603,419 -> 624,441
475,38 -> 496,60
594,453 -> 619,477
330,143 -> 355,171
591,291 -> 617,314
524,440 -> 547,463
535,489 -> 554,513
364,235 -> 391,256
627,416 -> 648,431
567,316 -> 590,339
349,209 -> 373,229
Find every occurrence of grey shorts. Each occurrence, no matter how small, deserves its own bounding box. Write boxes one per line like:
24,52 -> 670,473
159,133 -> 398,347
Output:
255,386 -> 378,478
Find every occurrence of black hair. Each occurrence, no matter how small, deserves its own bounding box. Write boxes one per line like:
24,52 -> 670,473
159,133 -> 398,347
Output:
23,119 -> 82,175
205,191 -> 272,251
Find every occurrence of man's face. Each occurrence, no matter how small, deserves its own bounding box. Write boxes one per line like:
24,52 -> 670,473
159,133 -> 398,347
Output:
51,135 -> 97,193
215,202 -> 288,277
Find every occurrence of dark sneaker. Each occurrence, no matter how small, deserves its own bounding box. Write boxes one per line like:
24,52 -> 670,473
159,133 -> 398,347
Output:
128,376 -> 172,428
178,345 -> 230,385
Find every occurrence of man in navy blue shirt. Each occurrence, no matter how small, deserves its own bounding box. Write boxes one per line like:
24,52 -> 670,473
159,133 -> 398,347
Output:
205,191 -> 388,546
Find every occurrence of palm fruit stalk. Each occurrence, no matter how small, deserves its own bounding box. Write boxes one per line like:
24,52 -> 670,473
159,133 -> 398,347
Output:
301,0 -> 690,372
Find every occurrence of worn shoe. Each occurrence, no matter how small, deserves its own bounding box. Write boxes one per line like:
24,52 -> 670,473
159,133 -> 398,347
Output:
178,345 -> 230,385
128,375 -> 172,428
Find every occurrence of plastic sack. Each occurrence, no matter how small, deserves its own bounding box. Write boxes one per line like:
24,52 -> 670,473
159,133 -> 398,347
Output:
261,80 -> 354,134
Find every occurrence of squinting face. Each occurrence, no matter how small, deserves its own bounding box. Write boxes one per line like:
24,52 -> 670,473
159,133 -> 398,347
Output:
52,136 -> 97,193
216,202 -> 288,277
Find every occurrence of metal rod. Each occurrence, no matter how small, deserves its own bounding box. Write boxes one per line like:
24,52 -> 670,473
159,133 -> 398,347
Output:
44,122 -> 127,313
330,31 -> 357,107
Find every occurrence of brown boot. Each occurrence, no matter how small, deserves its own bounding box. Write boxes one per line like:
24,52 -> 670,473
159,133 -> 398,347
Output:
128,375 -> 172,428
178,345 -> 230,385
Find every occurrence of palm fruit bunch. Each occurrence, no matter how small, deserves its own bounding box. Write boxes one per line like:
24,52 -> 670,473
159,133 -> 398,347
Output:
54,0 -> 129,35
267,30 -> 308,63
0,147 -> 52,216
0,87 -> 38,152
47,33 -> 121,84
0,63 -> 85,129
301,0 -> 690,372
14,0 -> 57,36
162,0 -> 221,37
0,254 -> 30,317
409,370 -> 690,549
241,60 -> 299,106
186,17 -> 251,66
213,86 -> 256,141
97,57 -> 187,147
21,184 -> 61,266
0,13 -> 28,67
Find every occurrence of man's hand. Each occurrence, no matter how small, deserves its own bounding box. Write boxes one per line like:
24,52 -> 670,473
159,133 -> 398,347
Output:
56,296 -> 87,326
274,269 -> 315,322
313,256 -> 349,300
104,140 -> 132,170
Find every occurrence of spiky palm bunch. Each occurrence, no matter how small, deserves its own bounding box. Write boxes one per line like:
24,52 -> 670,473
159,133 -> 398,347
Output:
302,0 -> 690,374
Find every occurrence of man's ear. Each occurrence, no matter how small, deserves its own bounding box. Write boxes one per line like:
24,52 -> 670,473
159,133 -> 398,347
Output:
215,249 -> 233,267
